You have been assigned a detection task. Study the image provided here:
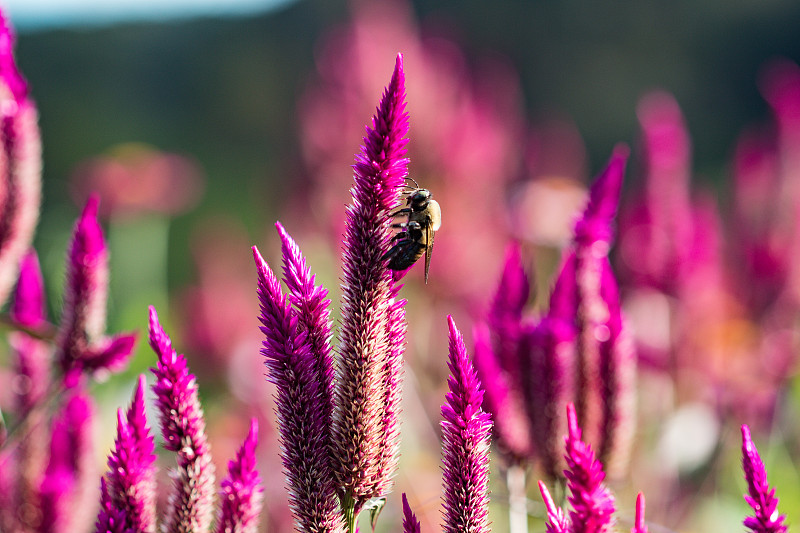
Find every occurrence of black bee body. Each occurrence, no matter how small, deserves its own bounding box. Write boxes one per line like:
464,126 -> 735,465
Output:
383,186 -> 441,283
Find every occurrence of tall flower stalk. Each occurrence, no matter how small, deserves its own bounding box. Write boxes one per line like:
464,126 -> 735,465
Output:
0,10 -> 41,308
333,52 -> 409,517
97,375 -> 157,533
441,316 -> 492,533
148,307 -> 216,533
253,246 -> 344,533
215,419 -> 263,533
741,424 -> 786,533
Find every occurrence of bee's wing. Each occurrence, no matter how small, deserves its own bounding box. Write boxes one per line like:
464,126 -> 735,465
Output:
424,221 -> 434,284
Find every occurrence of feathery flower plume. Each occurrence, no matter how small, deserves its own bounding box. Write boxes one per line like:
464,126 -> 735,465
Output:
473,321 -> 531,463
333,53 -> 409,510
521,317 -> 575,480
253,247 -> 344,533
9,250 -> 49,491
538,480 -> 569,533
741,424 -> 787,533
148,306 -> 216,533
441,316 -> 492,533
547,147 -> 634,474
215,418 -> 263,533
101,375 -> 157,533
96,479 -> 134,533
487,242 -> 530,373
276,221 -> 336,446
39,388 -> 96,533
58,196 -> 136,385
401,494 -> 421,533
478,242 -> 534,463
563,403 -> 615,533
631,493 -> 648,533
0,11 -> 41,307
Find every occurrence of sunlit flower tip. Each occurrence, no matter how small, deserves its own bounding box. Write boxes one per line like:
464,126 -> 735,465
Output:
538,480 -> 570,533
472,322 -> 531,461
104,375 -> 156,533
148,306 -> 216,533
216,418 -> 263,533
252,246 -> 344,533
12,249 -> 45,327
441,315 -> 492,533
631,493 -> 648,533
741,425 -> 787,533
564,403 -> 615,533
402,494 -> 422,533
573,145 -> 629,248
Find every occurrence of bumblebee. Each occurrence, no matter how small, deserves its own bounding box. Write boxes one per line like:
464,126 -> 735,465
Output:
383,180 -> 441,283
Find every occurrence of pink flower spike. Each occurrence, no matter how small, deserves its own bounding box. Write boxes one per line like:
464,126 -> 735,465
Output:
275,221 -> 336,439
95,478 -> 134,533
472,321 -> 532,462
741,425 -> 786,533
402,494 -> 422,533
101,375 -> 157,533
487,242 -> 530,373
334,53 -> 409,508
0,11 -> 27,102
148,306 -> 216,533
538,480 -> 570,533
441,316 -> 492,533
39,388 -> 96,533
631,493 -> 648,533
12,249 -> 45,328
252,246 -> 344,533
58,194 -> 138,384
216,418 -> 263,533
564,403 -> 615,533
573,144 -> 629,248
0,10 -> 41,310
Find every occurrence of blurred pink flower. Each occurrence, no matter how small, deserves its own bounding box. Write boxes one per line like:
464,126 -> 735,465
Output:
70,143 -> 204,219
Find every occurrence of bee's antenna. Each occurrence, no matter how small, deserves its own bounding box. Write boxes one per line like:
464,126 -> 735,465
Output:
404,176 -> 420,188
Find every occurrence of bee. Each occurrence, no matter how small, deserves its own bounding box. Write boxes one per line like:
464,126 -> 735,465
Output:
383,179 -> 441,283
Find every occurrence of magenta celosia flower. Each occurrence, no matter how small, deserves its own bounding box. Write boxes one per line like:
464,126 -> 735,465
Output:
401,494 -> 421,533
148,306 -> 216,533
546,147 -> 634,475
563,403 -> 615,533
441,316 -> 492,533
631,493 -> 648,533
521,317 -> 575,480
538,480 -> 569,533
58,196 -> 136,385
39,388 -> 96,533
477,243 -> 534,463
276,221 -> 336,444
741,424 -> 786,533
96,479 -> 134,533
101,375 -> 157,533
0,10 -> 41,308
216,418 -> 263,533
252,247 -> 345,533
333,53 -> 408,509
10,249 -> 49,418
487,242 -> 530,373
472,322 -> 532,463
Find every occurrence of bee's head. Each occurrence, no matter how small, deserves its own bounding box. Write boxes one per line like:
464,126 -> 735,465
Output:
407,188 -> 431,210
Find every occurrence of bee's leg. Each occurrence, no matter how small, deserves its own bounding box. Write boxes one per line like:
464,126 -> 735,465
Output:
382,239 -> 411,261
391,222 -> 409,229
391,231 -> 408,241
390,207 -> 412,218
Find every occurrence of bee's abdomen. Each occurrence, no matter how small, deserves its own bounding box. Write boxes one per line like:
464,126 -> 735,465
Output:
386,241 -> 426,271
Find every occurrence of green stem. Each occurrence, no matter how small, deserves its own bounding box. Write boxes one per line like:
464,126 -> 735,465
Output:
342,493 -> 358,533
